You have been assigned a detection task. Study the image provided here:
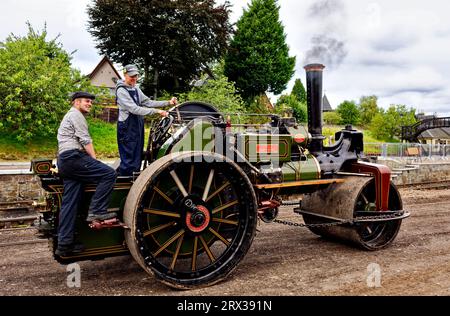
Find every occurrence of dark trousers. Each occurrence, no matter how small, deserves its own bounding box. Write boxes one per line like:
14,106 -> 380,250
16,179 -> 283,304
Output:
117,114 -> 145,176
57,149 -> 116,246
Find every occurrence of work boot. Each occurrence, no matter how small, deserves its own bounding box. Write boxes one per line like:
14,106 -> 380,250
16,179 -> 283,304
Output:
55,242 -> 85,257
86,212 -> 118,223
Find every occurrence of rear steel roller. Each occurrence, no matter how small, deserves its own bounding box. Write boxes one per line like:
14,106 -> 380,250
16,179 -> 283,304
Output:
301,176 -> 403,250
124,152 -> 257,289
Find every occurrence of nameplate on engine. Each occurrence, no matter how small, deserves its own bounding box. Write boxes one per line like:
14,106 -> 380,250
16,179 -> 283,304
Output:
256,144 -> 279,154
236,134 -> 291,163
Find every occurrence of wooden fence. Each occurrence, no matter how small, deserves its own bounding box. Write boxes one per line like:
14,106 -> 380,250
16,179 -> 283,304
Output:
93,97 -> 119,123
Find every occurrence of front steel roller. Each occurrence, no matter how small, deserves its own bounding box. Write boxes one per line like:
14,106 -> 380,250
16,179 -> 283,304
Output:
124,152 -> 258,289
301,176 -> 403,250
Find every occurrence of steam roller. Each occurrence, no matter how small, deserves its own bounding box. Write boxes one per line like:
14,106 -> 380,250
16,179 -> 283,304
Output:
297,64 -> 406,250
31,62 -> 409,289
301,176 -> 403,250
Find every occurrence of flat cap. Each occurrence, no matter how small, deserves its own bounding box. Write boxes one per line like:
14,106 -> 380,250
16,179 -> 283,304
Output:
124,64 -> 139,76
71,91 -> 96,101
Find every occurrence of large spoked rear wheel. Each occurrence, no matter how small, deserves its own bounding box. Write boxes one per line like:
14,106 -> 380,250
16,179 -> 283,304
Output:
124,152 -> 257,289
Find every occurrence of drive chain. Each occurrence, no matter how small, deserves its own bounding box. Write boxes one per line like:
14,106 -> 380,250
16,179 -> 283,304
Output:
273,211 -> 407,228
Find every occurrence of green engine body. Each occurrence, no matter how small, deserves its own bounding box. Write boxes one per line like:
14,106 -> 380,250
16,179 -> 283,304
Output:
155,117 -> 320,185
33,104 -> 322,262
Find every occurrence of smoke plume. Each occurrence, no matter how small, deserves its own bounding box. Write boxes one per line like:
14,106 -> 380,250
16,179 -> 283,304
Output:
304,0 -> 348,69
308,0 -> 345,18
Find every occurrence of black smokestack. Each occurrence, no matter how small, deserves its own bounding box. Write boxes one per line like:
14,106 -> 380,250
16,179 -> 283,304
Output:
304,63 -> 325,154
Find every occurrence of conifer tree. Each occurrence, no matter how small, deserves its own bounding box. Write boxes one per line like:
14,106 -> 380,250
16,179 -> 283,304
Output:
224,0 -> 295,103
291,79 -> 307,104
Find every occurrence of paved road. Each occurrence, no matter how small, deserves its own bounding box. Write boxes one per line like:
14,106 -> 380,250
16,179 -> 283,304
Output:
0,186 -> 449,295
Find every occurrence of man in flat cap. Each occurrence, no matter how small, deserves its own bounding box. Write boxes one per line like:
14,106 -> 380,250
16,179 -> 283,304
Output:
55,91 -> 117,256
115,64 -> 178,176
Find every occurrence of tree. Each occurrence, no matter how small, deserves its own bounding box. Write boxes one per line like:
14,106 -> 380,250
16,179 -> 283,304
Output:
323,111 -> 342,125
0,24 -> 98,142
359,95 -> 380,126
369,105 -> 416,141
291,79 -> 307,104
276,94 -> 307,123
224,0 -> 295,102
88,0 -> 232,98
178,60 -> 244,115
369,112 -> 390,140
337,100 -> 359,126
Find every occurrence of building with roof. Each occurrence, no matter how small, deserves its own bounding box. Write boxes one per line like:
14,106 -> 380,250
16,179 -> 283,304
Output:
413,113 -> 450,145
88,56 -> 122,95
322,94 -> 333,112
418,128 -> 450,145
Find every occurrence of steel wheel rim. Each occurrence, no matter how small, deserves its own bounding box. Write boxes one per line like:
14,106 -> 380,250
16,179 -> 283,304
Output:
134,160 -> 255,284
354,180 -> 402,247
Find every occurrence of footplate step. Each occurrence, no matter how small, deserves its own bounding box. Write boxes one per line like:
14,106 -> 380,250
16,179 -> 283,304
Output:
89,218 -> 129,230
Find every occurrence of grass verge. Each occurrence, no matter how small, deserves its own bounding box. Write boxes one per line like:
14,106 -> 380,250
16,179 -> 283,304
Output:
0,118 -> 119,161
0,122 -> 394,161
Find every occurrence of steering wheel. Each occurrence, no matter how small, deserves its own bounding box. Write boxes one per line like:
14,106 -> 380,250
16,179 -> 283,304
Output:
151,115 -> 174,145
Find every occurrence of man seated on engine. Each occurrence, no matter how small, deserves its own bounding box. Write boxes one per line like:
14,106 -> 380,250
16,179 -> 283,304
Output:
55,91 -> 117,256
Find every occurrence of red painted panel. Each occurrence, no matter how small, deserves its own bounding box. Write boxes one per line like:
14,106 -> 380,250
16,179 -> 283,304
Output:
349,162 -> 391,211
256,144 -> 279,154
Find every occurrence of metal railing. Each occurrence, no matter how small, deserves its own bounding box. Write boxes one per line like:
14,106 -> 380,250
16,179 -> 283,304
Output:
364,143 -> 450,160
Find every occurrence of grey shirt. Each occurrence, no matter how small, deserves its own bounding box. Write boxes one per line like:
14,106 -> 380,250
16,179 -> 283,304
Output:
116,80 -> 170,122
57,107 -> 92,154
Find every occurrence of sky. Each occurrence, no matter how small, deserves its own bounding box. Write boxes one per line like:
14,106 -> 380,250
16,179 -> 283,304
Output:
1,0 -> 450,116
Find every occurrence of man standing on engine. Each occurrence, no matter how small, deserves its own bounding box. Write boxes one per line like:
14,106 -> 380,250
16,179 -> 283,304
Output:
116,64 -> 177,176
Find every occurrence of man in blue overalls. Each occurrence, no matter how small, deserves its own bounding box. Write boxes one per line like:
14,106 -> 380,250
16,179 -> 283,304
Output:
115,64 -> 177,176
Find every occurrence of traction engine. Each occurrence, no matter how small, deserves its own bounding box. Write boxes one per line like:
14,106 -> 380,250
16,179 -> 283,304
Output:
31,64 -> 409,289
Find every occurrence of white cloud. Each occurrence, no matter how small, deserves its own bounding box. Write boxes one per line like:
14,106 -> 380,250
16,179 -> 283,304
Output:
0,0 -> 101,74
2,0 -> 450,116
66,0 -> 90,29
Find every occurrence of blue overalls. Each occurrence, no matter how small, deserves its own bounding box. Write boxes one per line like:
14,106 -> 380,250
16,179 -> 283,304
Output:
117,87 -> 145,176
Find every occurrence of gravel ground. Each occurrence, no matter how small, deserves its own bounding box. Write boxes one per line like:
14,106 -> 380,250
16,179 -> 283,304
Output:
0,187 -> 449,296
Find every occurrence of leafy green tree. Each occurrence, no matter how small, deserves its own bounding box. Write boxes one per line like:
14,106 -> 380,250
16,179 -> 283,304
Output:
291,79 -> 307,104
369,105 -> 416,140
359,95 -> 380,126
369,112 -> 390,141
245,96 -> 273,124
337,100 -> 359,126
178,61 -> 244,115
0,24 -> 98,142
323,111 -> 342,125
88,0 -> 232,98
224,0 -> 295,102
276,94 -> 307,123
